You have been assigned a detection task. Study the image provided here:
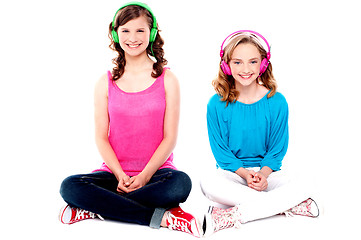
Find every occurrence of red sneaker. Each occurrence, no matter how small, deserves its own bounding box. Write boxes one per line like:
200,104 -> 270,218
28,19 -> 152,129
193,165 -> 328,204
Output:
166,206 -> 202,238
59,205 -> 104,224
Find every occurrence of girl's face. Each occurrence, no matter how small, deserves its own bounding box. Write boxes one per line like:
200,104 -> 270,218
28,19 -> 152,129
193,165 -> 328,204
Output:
229,43 -> 262,88
117,16 -> 150,57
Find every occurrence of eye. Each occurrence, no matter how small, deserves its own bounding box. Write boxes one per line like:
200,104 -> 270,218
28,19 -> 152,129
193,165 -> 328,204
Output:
137,29 -> 145,33
121,29 -> 129,33
251,60 -> 258,64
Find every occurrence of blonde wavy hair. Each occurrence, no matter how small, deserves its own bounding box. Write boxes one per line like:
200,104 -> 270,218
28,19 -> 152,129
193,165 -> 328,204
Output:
213,34 -> 277,105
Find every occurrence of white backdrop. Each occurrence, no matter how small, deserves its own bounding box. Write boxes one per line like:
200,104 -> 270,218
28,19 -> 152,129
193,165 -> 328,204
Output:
1,0 -> 360,239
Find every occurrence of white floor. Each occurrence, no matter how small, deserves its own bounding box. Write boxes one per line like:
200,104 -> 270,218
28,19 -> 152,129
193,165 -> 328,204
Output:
2,1 -> 361,237
3,172 -> 356,240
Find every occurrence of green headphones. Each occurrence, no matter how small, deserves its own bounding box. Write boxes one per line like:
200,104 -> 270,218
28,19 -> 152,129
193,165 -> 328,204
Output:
111,1 -> 158,44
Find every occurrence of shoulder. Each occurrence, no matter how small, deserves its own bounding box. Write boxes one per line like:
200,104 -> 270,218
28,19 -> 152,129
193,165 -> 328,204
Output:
164,68 -> 179,87
268,92 -> 289,119
207,94 -> 228,113
163,68 -> 180,97
94,72 -> 109,97
268,92 -> 288,108
208,94 -> 226,106
208,94 -> 221,104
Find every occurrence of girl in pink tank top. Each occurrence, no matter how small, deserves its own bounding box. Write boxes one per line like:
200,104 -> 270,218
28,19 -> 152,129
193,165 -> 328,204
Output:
95,67 -> 176,176
59,2 -> 201,237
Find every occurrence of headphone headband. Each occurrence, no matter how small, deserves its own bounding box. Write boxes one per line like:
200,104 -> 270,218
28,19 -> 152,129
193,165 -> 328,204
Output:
111,1 -> 157,33
219,30 -> 271,76
220,30 -> 271,60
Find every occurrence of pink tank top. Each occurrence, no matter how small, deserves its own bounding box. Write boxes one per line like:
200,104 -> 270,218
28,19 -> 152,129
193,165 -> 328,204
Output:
95,68 -> 176,176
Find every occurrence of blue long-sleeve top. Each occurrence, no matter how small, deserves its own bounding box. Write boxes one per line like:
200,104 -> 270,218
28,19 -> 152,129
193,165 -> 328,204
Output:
207,91 -> 289,172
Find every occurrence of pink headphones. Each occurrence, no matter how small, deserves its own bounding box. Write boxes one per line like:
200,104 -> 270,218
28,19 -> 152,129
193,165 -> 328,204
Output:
220,30 -> 271,76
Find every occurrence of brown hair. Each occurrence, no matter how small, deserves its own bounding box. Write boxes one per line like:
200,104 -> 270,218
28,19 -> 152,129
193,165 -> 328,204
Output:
108,5 -> 167,81
213,34 -> 277,106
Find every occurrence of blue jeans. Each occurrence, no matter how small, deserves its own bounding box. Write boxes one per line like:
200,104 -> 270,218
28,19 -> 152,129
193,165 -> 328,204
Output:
59,168 -> 192,228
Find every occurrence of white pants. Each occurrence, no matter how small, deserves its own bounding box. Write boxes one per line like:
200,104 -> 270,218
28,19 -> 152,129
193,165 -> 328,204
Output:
200,168 -> 311,223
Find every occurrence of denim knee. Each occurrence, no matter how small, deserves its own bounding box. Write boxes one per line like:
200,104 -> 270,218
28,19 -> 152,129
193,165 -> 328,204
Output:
166,170 -> 192,204
59,174 -> 82,204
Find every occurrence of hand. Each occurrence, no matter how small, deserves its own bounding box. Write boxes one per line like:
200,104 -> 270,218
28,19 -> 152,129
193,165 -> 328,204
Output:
236,168 -> 268,192
126,173 -> 150,193
248,171 -> 268,191
244,170 -> 257,186
117,174 -> 131,194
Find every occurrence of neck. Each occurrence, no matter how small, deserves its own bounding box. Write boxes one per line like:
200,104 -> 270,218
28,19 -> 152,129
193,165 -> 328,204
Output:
235,81 -> 259,103
125,52 -> 154,72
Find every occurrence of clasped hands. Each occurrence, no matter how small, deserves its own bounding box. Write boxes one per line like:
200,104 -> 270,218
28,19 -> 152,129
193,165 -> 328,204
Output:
116,173 -> 149,194
245,170 -> 268,191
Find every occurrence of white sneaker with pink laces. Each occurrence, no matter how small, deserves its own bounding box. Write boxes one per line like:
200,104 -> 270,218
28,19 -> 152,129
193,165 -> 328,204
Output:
203,205 -> 242,237
283,198 -> 319,218
59,205 -> 104,224
166,206 -> 202,238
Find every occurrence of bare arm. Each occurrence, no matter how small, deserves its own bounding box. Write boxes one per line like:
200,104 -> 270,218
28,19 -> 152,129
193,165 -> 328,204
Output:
93,74 -> 130,192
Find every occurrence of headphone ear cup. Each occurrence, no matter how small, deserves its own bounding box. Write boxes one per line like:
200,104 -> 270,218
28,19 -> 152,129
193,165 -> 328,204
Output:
149,28 -> 157,43
260,58 -> 269,74
112,30 -> 119,43
221,61 -> 232,75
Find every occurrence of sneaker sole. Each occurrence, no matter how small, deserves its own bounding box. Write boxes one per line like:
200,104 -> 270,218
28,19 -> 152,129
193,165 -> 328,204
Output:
309,198 -> 320,217
202,212 -> 214,238
190,218 -> 202,238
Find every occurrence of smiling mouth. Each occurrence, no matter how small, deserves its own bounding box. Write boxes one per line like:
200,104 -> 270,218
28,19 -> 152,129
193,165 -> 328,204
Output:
239,74 -> 253,79
126,43 -> 142,49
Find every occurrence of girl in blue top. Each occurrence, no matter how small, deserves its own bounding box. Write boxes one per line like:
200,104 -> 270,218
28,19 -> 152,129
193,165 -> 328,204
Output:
201,30 -> 319,236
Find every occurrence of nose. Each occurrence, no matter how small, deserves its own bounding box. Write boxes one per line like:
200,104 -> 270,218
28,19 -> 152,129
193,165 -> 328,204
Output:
241,64 -> 251,73
128,32 -> 137,42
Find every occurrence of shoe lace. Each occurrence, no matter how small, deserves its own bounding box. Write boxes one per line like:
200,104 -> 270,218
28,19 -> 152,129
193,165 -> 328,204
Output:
167,213 -> 191,234
74,209 -> 96,221
213,206 -> 242,231
97,214 -> 104,221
